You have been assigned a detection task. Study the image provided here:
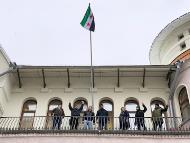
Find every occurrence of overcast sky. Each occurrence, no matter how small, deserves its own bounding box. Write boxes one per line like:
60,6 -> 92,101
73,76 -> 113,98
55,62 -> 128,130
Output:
0,0 -> 190,66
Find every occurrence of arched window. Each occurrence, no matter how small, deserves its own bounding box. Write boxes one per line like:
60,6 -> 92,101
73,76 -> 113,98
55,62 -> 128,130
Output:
178,87 -> 190,121
46,99 -> 62,128
48,99 -> 62,116
73,99 -> 88,112
20,99 -> 37,129
99,99 -> 114,129
150,100 -> 166,112
124,99 -> 139,129
125,100 -> 139,117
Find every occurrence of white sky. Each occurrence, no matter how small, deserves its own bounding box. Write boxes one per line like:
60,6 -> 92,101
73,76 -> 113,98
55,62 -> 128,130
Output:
0,0 -> 190,66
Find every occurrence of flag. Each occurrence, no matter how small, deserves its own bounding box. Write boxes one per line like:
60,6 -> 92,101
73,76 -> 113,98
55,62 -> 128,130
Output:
80,4 -> 95,32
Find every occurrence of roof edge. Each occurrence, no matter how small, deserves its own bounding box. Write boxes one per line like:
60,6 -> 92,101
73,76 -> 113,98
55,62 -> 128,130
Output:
149,12 -> 190,64
0,45 -> 11,65
17,64 -> 176,69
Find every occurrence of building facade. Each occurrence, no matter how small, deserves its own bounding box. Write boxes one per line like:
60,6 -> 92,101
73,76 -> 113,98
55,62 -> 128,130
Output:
1,12 -> 190,143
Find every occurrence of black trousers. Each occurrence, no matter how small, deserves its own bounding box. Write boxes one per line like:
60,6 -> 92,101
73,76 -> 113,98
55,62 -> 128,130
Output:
136,121 -> 146,130
153,121 -> 163,131
70,117 -> 79,130
119,119 -> 130,130
98,118 -> 107,130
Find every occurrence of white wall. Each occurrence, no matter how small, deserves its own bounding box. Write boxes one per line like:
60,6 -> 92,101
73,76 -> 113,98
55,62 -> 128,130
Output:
150,20 -> 190,64
174,59 -> 190,119
2,73 -> 170,118
0,49 -> 11,116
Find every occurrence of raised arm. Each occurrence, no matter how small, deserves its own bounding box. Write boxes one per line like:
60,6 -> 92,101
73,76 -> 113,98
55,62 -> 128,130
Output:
69,102 -> 73,111
161,105 -> 168,113
142,103 -> 147,113
78,103 -> 84,112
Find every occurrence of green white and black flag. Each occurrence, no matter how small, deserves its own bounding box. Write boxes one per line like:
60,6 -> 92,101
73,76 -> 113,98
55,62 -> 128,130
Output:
80,4 -> 95,32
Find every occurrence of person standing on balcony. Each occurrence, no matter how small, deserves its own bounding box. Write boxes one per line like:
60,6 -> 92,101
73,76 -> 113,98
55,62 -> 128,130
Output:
134,103 -> 147,130
96,103 -> 109,130
52,105 -> 65,130
119,107 -> 130,130
152,103 -> 168,131
83,106 -> 95,130
69,101 -> 84,130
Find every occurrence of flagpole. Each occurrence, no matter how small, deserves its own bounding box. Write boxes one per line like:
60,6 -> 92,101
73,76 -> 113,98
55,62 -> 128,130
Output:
90,30 -> 94,111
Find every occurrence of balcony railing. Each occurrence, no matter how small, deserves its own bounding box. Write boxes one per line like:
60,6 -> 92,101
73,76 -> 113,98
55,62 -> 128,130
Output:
0,116 -> 189,135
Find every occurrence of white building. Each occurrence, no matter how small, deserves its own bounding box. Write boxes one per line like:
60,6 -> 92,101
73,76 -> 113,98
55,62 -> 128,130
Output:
0,12 -> 190,143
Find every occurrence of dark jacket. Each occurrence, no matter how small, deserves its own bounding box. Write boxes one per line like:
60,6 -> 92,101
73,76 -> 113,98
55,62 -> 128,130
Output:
119,110 -> 130,122
69,103 -> 84,117
119,110 -> 130,129
52,107 -> 65,117
96,108 -> 108,122
119,111 -> 129,119
135,104 -> 147,124
83,110 -> 95,122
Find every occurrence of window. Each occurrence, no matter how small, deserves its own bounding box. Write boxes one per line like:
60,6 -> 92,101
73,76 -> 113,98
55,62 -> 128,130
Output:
74,99 -> 88,112
125,100 -> 139,117
99,99 -> 114,129
180,42 -> 186,50
20,100 -> 37,129
150,100 -> 165,111
178,34 -> 184,41
178,87 -> 190,121
46,99 -> 62,129
124,99 -> 139,129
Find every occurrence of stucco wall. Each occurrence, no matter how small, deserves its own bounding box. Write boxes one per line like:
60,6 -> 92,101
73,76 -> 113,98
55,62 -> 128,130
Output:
0,48 -> 11,116
174,59 -> 190,119
150,19 -> 190,64
3,74 -> 170,118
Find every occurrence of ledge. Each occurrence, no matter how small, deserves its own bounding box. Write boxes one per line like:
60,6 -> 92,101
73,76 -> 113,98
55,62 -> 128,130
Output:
40,88 -> 49,93
64,88 -> 73,93
90,88 -> 97,93
114,87 -> 123,93
12,88 -> 24,93
139,88 -> 148,92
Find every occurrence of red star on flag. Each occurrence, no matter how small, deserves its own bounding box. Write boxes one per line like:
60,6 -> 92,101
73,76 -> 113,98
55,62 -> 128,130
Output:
87,23 -> 91,27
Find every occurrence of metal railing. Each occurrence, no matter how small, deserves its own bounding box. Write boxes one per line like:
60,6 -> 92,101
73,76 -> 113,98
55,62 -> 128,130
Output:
0,116 -> 189,135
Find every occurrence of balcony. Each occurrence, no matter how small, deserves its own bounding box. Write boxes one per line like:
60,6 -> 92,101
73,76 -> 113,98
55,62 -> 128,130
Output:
0,116 -> 189,135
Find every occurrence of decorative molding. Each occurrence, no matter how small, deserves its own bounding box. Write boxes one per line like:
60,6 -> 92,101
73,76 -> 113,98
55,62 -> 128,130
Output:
64,88 -> 73,93
40,88 -> 49,93
139,87 -> 148,92
90,87 -> 97,93
12,88 -> 24,93
114,87 -> 123,93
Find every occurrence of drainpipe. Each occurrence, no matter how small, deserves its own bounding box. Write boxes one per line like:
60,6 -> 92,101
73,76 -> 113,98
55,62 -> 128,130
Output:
169,61 -> 183,128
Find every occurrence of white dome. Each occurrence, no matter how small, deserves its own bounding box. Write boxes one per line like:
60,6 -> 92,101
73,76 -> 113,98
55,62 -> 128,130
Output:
150,12 -> 190,65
